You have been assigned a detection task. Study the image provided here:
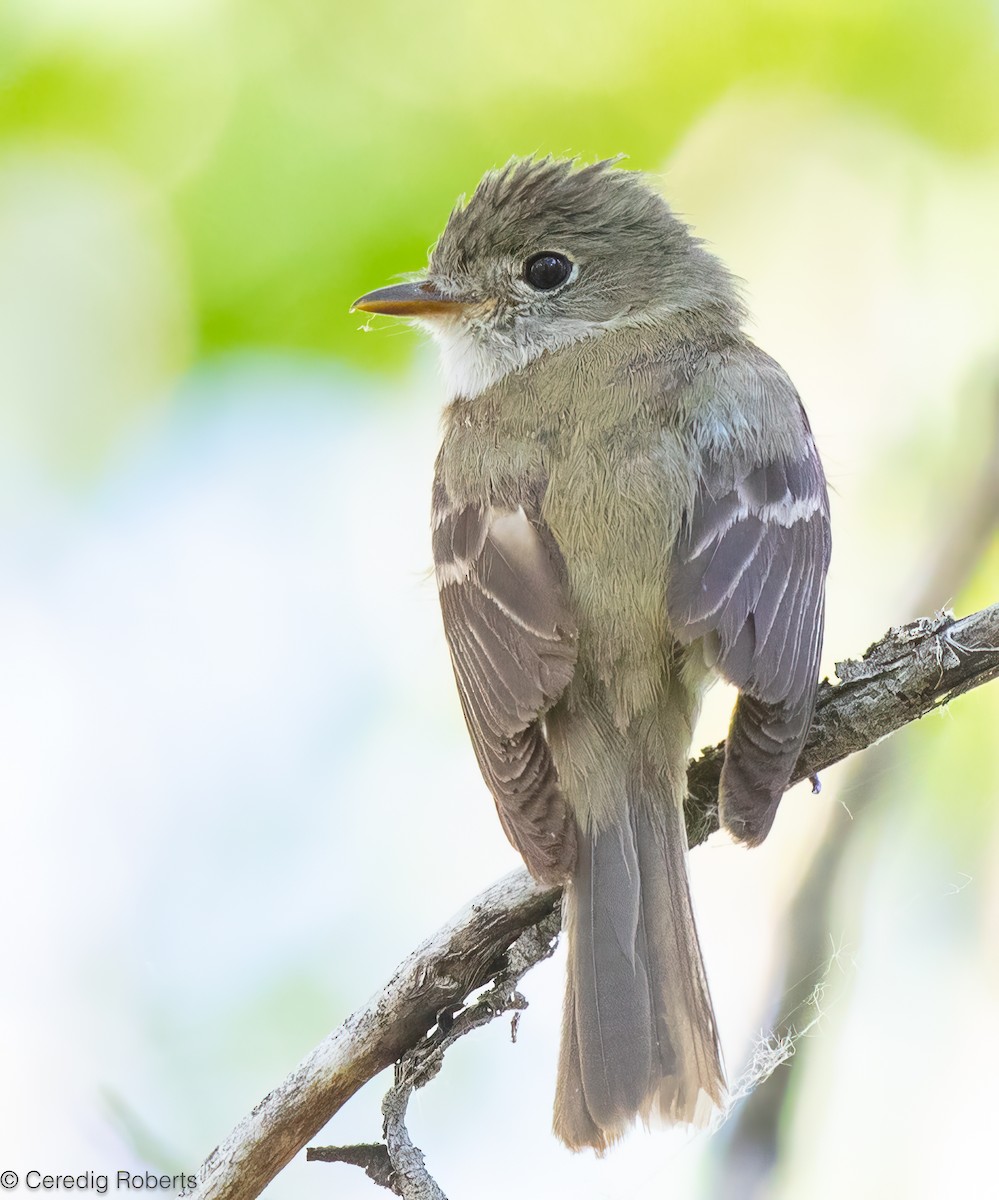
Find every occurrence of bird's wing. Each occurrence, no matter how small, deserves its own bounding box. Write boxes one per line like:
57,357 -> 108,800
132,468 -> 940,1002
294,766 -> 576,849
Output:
433,482 -> 579,883
667,406 -> 831,845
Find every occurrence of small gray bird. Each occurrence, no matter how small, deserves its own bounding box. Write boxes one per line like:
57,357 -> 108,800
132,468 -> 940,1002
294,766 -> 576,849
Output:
353,157 -> 830,1153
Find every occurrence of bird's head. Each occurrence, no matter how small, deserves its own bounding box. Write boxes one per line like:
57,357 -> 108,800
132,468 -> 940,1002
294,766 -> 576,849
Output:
352,157 -> 740,398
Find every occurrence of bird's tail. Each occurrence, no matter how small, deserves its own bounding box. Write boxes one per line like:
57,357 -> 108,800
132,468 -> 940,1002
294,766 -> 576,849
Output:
552,761 -> 724,1152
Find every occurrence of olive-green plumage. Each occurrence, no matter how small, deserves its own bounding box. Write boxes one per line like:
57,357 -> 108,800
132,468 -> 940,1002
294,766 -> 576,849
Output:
354,157 -> 830,1152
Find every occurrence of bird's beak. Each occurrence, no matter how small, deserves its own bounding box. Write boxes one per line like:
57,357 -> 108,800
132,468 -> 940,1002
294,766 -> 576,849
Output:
350,280 -> 467,318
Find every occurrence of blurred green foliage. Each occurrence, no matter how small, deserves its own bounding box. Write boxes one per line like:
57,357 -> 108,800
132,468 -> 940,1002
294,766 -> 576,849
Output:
1,5 -> 997,1195
2,0 -> 997,367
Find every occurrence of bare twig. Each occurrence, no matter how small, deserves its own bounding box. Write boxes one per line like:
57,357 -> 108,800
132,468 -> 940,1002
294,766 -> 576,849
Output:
189,603 -> 999,1200
378,1065 -> 448,1200
306,1145 -> 397,1194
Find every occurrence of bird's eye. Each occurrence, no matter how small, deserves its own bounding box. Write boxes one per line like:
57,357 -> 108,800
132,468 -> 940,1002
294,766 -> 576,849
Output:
523,252 -> 573,291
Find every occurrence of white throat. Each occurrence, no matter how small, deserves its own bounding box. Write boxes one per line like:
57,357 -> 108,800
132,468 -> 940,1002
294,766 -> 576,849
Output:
424,315 -> 608,401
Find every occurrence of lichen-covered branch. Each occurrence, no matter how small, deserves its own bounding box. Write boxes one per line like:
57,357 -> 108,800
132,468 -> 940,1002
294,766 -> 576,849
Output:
188,602 -> 999,1200
685,604 -> 999,844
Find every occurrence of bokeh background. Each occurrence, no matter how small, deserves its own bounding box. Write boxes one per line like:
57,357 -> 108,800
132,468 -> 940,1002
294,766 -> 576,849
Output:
2,1 -> 998,1198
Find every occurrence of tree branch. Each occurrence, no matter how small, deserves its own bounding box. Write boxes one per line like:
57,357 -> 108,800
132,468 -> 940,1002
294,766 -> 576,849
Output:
188,602 -> 999,1200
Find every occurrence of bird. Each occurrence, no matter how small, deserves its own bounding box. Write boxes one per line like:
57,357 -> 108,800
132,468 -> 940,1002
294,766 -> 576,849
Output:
352,156 -> 830,1153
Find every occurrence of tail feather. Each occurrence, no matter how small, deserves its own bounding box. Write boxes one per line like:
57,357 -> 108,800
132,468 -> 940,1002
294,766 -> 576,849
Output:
553,772 -> 724,1152
552,952 -> 605,1150
635,793 -> 724,1122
